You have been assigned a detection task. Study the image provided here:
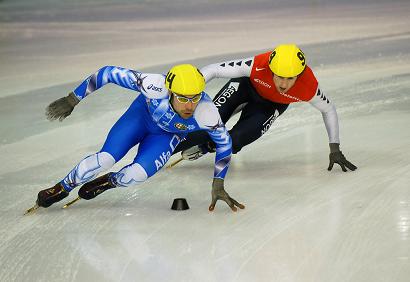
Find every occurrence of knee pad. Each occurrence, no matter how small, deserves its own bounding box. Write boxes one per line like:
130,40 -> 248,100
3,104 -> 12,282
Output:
78,152 -> 116,179
113,163 -> 148,187
62,152 -> 116,190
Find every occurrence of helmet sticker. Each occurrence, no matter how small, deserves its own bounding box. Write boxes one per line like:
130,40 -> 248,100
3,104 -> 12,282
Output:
166,72 -> 176,89
297,51 -> 306,66
269,50 -> 276,64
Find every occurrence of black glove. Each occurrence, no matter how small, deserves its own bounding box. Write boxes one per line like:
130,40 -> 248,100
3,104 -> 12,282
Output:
328,143 -> 357,172
46,92 -> 80,121
209,178 -> 245,212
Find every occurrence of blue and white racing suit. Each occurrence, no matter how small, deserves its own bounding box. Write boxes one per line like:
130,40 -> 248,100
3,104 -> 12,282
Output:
60,66 -> 232,190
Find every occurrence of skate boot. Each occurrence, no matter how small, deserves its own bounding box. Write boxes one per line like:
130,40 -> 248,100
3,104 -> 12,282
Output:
37,183 -> 69,208
78,173 -> 116,200
181,142 -> 216,161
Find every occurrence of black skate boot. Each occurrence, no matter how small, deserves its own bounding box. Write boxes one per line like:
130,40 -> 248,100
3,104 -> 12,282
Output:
78,173 -> 117,200
37,183 -> 69,208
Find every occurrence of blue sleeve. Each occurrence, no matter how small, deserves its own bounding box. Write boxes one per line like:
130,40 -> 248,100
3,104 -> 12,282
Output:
72,66 -> 142,100
207,125 -> 232,180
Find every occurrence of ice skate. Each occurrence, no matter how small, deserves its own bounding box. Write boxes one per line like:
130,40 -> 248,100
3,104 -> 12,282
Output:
78,173 -> 117,200
181,142 -> 216,162
62,196 -> 81,209
24,203 -> 40,215
166,156 -> 183,169
61,173 -> 116,208
37,183 -> 69,207
24,183 -> 69,215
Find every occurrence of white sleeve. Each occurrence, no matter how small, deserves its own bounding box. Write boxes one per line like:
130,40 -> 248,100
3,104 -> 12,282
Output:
194,100 -> 221,129
308,87 -> 340,144
194,100 -> 232,154
200,57 -> 254,83
139,73 -> 169,99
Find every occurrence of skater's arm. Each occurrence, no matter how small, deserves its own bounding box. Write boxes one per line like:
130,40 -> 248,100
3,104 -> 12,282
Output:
195,102 -> 245,212
206,122 -> 246,212
195,102 -> 232,179
210,125 -> 232,179
209,127 -> 232,180
200,57 -> 253,83
45,66 -> 165,121
309,87 -> 357,172
72,66 -> 142,100
308,87 -> 340,144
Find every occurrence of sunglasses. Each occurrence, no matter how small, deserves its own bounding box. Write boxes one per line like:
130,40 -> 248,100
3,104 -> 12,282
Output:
172,92 -> 202,104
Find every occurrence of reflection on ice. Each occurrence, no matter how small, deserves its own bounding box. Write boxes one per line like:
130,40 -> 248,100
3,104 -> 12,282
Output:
398,201 -> 410,241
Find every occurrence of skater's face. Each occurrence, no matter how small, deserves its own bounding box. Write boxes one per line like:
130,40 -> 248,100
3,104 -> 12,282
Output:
170,92 -> 202,119
273,74 -> 297,93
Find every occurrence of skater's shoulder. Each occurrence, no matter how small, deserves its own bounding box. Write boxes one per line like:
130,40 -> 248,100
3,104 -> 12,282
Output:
194,95 -> 220,127
298,66 -> 318,88
139,73 -> 168,99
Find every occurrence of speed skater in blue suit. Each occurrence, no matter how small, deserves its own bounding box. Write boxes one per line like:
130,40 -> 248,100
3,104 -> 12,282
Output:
27,64 -> 244,213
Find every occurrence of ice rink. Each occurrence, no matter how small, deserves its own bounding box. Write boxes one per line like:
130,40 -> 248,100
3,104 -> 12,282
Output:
0,0 -> 409,281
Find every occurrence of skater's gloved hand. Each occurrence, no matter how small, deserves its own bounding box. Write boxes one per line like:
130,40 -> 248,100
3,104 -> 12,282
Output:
209,178 -> 245,212
182,145 -> 206,161
46,92 -> 80,121
328,143 -> 357,172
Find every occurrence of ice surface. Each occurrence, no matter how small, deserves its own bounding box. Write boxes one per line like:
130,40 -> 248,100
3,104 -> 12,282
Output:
0,0 -> 409,281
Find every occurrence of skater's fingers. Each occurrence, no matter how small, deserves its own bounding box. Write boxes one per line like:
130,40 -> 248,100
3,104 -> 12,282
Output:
328,160 -> 334,171
229,204 -> 238,212
223,197 -> 237,212
345,160 -> 357,171
339,162 -> 347,172
230,197 -> 245,209
209,197 -> 217,211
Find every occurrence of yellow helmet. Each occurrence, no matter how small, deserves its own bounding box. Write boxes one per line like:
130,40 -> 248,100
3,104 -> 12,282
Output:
165,64 -> 205,96
268,44 -> 306,77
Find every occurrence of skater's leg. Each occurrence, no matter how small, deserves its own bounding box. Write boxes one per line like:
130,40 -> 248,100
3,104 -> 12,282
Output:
77,133 -> 181,199
173,130 -> 210,153
229,101 -> 288,153
60,152 -> 116,192
60,98 -> 148,191
213,77 -> 251,121
114,133 -> 181,186
36,98 -> 148,207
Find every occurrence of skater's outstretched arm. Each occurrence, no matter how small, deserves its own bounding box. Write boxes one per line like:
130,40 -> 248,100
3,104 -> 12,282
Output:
193,100 -> 245,211
200,57 -> 253,82
309,88 -> 357,172
46,66 -> 148,121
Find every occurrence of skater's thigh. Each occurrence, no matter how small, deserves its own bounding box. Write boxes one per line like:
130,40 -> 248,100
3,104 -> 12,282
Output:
100,100 -> 148,162
133,133 -> 181,177
212,77 -> 251,123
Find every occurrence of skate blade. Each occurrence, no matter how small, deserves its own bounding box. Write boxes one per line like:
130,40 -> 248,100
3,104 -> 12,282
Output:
24,203 -> 40,215
167,157 -> 183,169
62,196 -> 81,209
